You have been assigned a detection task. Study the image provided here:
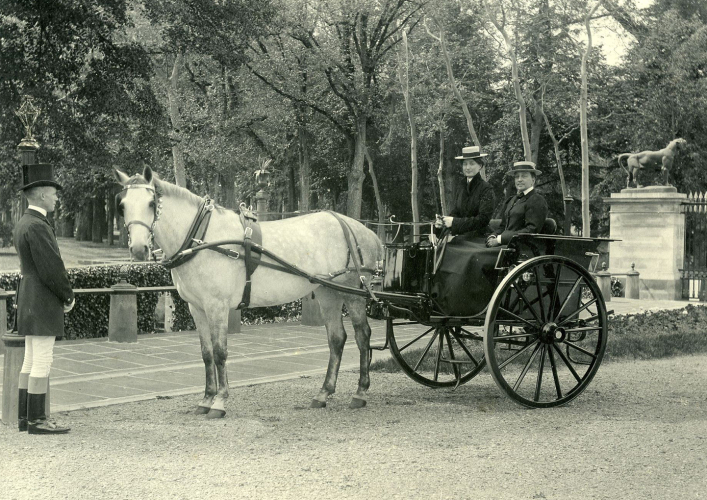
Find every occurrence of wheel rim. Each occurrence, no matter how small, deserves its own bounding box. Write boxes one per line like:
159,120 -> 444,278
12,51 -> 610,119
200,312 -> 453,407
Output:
389,323 -> 487,388
484,256 -> 607,408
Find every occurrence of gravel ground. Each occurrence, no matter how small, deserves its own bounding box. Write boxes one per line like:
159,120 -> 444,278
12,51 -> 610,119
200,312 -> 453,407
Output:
1,355 -> 706,500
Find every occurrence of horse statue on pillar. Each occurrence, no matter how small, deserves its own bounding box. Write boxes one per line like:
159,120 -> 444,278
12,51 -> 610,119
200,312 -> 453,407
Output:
617,138 -> 687,188
114,167 -> 383,418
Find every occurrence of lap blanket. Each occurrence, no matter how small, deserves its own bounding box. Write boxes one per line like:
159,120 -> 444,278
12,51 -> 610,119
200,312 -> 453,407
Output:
430,237 -> 502,316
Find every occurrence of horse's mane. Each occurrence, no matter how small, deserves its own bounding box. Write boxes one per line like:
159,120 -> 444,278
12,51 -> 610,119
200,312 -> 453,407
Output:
124,172 -> 203,206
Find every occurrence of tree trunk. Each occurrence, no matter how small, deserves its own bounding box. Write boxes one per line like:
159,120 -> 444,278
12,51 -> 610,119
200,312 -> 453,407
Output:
346,116 -> 367,219
437,127 -> 448,215
580,2 -> 602,237
364,148 -> 386,241
76,201 -> 93,242
485,6 -> 532,161
106,189 -> 115,245
287,163 -> 296,213
400,31 -> 420,242
298,118 -> 311,212
168,50 -> 187,187
92,192 -> 105,244
437,29 -> 485,181
530,95 -> 544,164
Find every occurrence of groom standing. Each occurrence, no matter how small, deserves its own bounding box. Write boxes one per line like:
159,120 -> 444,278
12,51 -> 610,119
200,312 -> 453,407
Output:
14,163 -> 75,434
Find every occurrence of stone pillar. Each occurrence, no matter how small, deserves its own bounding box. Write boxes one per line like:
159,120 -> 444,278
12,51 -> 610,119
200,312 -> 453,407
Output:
605,187 -> 686,300
626,264 -> 640,299
108,271 -> 138,343
595,263 -> 612,302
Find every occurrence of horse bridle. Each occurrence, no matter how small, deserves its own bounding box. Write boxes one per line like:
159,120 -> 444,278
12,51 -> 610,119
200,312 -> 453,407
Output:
117,183 -> 162,255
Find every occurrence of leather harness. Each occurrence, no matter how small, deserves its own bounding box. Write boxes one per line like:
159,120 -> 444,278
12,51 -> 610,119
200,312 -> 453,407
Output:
157,204 -> 376,309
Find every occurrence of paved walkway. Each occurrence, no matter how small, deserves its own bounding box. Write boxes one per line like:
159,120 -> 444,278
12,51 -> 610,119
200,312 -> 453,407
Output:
0,297 -> 696,418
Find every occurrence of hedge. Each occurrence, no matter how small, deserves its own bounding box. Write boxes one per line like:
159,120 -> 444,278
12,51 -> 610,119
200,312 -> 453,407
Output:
1,263 -> 302,340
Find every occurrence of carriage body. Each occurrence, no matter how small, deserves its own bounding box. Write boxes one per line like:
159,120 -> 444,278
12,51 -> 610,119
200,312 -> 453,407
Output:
375,232 -> 611,408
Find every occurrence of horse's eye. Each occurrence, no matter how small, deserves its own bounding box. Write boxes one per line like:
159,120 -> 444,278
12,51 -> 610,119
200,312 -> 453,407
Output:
149,201 -> 156,209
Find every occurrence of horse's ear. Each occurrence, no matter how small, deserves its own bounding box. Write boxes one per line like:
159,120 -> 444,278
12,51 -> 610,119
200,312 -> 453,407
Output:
143,166 -> 153,184
114,169 -> 130,185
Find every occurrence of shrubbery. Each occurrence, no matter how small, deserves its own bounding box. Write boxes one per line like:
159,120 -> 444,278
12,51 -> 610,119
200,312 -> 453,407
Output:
1,263 -> 302,340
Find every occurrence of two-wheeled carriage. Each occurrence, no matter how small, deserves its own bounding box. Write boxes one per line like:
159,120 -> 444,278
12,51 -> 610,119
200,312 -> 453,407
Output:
116,167 -> 609,414
371,229 -> 610,408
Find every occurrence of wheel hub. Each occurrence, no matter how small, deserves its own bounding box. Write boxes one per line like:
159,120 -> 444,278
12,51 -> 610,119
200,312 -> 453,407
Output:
540,322 -> 566,344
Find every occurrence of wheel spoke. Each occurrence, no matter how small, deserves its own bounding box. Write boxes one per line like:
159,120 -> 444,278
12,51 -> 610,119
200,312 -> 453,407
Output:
412,329 -> 439,371
511,282 -> 543,323
564,340 -> 598,359
557,298 -> 598,327
497,307 -> 536,329
547,345 -> 563,399
498,339 -> 540,370
549,263 -> 562,320
553,275 -> 583,322
513,342 -> 542,392
534,268 -> 546,322
399,326 -> 436,352
534,345 -> 547,402
450,328 -> 481,367
551,343 -> 582,382
564,326 -> 602,333
443,329 -> 461,380
433,331 -> 444,381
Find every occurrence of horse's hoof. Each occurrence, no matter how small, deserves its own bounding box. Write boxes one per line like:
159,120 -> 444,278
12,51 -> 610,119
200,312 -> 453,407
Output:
195,406 -> 211,415
205,409 -> 226,419
310,399 -> 327,409
349,397 -> 367,409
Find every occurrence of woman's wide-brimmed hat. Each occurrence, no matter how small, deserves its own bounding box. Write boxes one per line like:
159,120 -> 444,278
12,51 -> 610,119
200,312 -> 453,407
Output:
507,160 -> 542,176
455,145 -> 488,160
19,163 -> 63,191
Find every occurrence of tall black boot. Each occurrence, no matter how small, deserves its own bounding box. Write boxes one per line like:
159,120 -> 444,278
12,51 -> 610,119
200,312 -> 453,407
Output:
27,393 -> 70,435
18,388 -> 28,432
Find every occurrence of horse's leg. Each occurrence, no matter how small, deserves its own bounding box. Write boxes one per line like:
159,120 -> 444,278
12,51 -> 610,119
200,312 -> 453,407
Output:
189,304 -> 217,414
310,288 -> 346,408
205,305 -> 230,419
342,294 -> 372,409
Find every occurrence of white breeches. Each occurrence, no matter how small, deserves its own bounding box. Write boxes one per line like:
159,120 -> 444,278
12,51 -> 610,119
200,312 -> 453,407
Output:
20,336 -> 56,379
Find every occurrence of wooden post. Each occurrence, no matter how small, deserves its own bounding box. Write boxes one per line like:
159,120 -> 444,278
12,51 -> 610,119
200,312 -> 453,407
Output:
626,263 -> 640,299
108,269 -> 138,343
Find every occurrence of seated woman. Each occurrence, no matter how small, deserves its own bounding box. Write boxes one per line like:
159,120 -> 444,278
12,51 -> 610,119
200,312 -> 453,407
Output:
486,161 -> 548,247
436,145 -> 495,241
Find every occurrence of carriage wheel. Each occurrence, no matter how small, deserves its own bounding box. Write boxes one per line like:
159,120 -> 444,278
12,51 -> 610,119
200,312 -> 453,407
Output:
484,256 -> 607,408
388,320 -> 486,388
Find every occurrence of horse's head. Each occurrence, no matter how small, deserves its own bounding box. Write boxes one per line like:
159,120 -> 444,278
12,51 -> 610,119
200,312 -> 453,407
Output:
114,166 -> 160,261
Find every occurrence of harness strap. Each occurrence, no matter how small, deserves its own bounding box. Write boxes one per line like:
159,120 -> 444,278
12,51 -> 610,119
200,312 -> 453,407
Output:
237,208 -> 261,310
161,198 -> 214,269
325,211 -> 379,302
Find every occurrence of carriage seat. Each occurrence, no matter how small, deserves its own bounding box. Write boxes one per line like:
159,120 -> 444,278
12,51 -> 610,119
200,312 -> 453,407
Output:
487,218 -> 557,235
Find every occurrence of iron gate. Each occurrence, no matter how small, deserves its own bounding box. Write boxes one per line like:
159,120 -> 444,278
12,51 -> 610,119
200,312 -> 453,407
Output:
682,192 -> 707,300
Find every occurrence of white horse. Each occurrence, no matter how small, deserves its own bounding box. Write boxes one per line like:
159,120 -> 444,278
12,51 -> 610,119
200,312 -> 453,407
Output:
115,167 -> 382,417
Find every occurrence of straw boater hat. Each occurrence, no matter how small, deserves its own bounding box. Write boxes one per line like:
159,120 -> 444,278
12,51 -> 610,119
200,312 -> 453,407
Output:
19,163 -> 63,191
508,160 -> 542,176
455,145 -> 488,160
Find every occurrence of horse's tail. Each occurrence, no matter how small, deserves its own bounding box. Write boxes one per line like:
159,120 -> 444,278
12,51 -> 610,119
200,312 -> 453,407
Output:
617,153 -> 631,175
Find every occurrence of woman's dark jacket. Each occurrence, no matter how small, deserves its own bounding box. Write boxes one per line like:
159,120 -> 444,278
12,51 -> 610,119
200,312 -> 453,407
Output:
493,189 -> 548,243
448,173 -> 495,238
